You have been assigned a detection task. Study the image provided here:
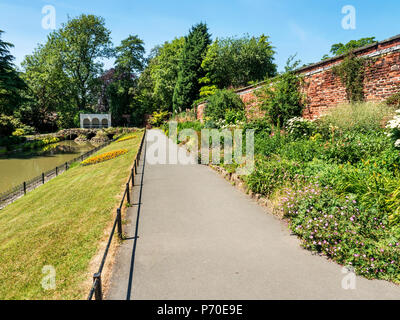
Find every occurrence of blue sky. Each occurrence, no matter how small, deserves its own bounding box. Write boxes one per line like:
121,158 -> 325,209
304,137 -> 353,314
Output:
0,0 -> 399,72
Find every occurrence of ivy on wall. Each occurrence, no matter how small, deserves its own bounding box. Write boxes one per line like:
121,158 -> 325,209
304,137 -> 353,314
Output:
332,53 -> 371,103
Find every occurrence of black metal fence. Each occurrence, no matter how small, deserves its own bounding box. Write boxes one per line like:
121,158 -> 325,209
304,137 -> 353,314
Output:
87,130 -> 146,300
0,140 -> 113,210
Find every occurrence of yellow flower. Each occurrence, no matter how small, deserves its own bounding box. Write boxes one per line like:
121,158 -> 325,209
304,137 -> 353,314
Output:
117,135 -> 135,143
81,149 -> 128,166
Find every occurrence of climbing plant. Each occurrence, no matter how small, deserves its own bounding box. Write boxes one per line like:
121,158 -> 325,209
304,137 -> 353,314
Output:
332,53 -> 369,103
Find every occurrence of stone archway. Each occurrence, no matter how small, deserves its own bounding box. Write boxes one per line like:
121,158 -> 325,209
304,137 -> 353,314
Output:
83,118 -> 91,129
92,118 -> 100,129
101,118 -> 109,128
80,114 -> 112,129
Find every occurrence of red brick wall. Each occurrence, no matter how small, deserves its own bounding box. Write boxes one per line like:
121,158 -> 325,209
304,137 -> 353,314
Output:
196,34 -> 400,121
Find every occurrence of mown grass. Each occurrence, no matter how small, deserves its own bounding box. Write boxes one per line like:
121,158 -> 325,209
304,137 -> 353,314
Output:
0,130 -> 143,300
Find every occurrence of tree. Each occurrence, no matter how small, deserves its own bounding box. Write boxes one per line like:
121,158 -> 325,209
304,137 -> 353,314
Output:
173,23 -> 211,113
21,32 -> 74,131
0,30 -> 26,116
21,14 -> 113,130
57,14 -> 113,111
114,35 -> 145,74
200,34 -> 276,97
133,37 -> 185,120
322,37 -> 376,60
151,37 -> 185,112
104,35 -> 145,126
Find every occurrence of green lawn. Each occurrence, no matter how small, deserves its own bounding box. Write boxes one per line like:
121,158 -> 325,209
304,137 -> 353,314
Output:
0,130 -> 143,300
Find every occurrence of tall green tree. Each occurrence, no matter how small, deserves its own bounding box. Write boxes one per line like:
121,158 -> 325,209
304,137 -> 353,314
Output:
114,35 -> 146,74
105,35 -> 146,126
0,30 -> 26,116
22,14 -> 113,130
151,37 -> 185,112
21,32 -> 73,131
134,37 -> 185,119
172,23 -> 211,113
200,34 -> 276,97
58,14 -> 113,111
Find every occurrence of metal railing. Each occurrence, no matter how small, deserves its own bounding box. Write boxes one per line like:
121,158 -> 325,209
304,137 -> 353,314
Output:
87,129 -> 146,300
0,140 -> 114,210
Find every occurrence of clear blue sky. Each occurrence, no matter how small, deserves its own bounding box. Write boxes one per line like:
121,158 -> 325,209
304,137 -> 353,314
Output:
1,0 -> 399,72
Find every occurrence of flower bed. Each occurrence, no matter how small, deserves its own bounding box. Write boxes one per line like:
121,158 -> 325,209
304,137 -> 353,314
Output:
81,149 -> 128,166
116,135 -> 135,143
171,101 -> 400,284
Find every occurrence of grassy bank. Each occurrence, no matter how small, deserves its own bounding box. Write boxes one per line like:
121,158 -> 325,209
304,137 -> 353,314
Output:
0,130 -> 143,299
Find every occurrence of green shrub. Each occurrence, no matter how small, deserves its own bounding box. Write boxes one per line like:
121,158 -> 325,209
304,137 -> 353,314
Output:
177,121 -> 204,133
257,57 -> 304,126
243,118 -> 272,135
278,139 -> 321,163
386,92 -> 400,109
0,115 -> 19,136
149,110 -> 170,127
254,131 -> 288,157
204,89 -> 245,122
224,109 -> 246,125
285,117 -> 317,140
0,135 -> 26,149
244,157 -> 303,196
12,128 -> 25,136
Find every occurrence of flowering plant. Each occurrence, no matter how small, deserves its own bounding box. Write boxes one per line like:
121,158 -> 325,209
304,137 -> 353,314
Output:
81,149 -> 128,165
281,184 -> 400,280
285,117 -> 316,140
116,135 -> 135,143
385,110 -> 400,148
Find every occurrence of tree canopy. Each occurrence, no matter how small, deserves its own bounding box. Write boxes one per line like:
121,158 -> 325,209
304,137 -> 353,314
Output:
322,37 -> 377,60
200,34 -> 276,97
0,30 -> 26,116
173,23 -> 211,113
1,17 -> 282,136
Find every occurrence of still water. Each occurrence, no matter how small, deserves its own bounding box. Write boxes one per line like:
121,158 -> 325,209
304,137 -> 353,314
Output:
0,140 -> 95,195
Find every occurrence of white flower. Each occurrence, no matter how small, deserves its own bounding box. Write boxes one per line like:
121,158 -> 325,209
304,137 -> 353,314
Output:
395,139 -> 400,148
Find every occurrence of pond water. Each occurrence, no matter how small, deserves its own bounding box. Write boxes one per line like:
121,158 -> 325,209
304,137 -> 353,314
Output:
0,140 -> 95,195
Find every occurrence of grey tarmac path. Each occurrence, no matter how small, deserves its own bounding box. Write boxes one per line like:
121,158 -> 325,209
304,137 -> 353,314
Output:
106,129 -> 400,300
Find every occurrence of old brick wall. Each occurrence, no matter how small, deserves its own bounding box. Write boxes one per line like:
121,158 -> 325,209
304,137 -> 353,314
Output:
300,35 -> 400,119
196,34 -> 400,121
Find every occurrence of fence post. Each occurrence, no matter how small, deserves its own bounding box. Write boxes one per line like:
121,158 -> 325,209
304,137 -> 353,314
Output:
134,159 -> 137,174
42,173 -> 45,184
56,166 -> 58,176
93,273 -> 102,300
126,183 -> 131,205
117,208 -> 123,240
23,182 -> 26,195
65,162 -> 68,171
131,168 -> 134,187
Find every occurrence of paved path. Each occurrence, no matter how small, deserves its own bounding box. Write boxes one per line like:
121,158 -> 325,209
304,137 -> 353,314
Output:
107,130 -> 400,300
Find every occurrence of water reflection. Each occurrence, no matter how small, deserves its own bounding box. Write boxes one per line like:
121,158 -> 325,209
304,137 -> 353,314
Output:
0,140 -> 95,194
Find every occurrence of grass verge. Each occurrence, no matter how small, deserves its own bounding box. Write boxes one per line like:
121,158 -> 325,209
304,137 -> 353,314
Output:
0,130 -> 143,299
